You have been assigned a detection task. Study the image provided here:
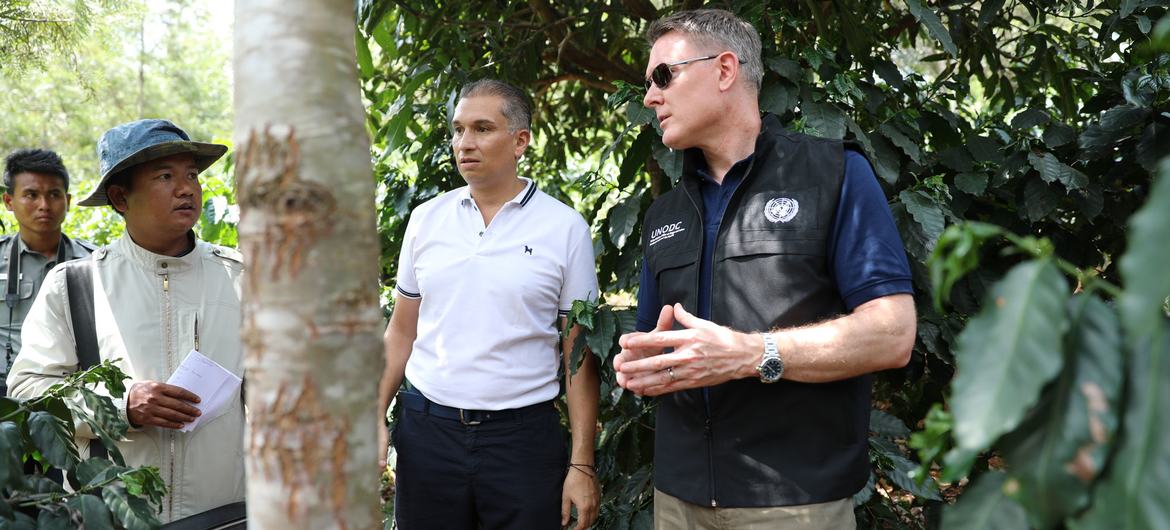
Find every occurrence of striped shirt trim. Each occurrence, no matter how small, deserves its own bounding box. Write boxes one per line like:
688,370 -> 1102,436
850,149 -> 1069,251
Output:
519,181 -> 538,207
396,285 -> 421,299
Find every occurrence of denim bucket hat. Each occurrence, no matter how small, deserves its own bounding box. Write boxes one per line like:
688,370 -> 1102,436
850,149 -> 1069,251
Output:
79,119 -> 228,207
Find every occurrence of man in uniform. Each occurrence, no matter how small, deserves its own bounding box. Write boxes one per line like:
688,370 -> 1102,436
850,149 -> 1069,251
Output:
614,9 -> 917,529
7,119 -> 246,523
378,79 -> 601,529
1,149 -> 93,395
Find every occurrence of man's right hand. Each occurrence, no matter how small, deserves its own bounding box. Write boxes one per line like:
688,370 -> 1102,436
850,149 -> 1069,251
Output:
614,305 -> 675,389
127,381 -> 201,429
377,415 -> 390,470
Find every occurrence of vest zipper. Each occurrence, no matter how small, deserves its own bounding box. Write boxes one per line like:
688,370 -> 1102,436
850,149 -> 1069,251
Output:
688,156 -> 758,508
681,182 -> 719,508
162,270 -> 175,520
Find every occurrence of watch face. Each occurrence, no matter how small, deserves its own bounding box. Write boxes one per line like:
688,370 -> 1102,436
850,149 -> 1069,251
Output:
759,358 -> 783,383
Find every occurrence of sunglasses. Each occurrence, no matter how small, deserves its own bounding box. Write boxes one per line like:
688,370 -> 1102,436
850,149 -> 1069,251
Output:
644,54 -> 746,91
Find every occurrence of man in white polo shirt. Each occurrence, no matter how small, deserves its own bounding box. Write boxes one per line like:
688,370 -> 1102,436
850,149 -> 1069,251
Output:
378,79 -> 600,529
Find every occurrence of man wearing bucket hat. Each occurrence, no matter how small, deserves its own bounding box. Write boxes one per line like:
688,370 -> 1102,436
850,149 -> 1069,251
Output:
7,119 -> 247,523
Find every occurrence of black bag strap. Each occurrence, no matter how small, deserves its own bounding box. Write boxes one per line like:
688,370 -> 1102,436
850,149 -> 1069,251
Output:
160,501 -> 247,530
63,257 -> 106,460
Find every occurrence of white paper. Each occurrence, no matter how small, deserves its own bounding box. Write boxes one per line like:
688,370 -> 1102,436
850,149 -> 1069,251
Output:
165,349 -> 242,433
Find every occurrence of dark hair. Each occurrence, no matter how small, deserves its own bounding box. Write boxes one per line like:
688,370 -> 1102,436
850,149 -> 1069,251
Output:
3,149 -> 70,192
457,79 -> 533,132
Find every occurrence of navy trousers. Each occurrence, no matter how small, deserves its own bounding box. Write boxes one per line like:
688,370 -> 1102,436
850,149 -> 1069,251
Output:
393,392 -> 567,529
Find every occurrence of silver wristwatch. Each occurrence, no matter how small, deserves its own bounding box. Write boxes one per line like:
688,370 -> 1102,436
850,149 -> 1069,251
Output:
756,333 -> 784,383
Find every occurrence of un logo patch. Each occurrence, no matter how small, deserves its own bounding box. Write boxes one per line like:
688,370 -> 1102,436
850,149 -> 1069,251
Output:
764,197 -> 799,223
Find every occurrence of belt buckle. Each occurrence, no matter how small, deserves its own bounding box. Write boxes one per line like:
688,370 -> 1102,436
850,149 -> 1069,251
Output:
459,409 -> 481,426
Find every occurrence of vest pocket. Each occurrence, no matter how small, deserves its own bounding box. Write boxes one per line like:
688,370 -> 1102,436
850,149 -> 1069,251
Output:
717,237 -> 826,260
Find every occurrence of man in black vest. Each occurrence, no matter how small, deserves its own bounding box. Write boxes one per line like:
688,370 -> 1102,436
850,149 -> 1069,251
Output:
1,149 -> 93,396
614,9 -> 916,529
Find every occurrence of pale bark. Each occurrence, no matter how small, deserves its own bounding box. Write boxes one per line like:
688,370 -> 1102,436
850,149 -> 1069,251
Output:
234,2 -> 384,529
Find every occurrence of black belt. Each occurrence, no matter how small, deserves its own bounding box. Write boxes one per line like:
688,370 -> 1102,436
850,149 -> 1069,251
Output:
400,391 -> 554,426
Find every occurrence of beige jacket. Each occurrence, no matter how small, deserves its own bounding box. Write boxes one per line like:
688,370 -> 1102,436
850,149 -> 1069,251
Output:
7,234 -> 245,523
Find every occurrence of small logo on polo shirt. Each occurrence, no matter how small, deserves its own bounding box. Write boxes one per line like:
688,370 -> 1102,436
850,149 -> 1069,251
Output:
649,221 -> 686,246
524,245 -> 533,255
764,197 -> 799,223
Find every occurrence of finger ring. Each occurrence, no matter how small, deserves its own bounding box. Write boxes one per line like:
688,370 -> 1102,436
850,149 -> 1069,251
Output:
667,367 -> 676,382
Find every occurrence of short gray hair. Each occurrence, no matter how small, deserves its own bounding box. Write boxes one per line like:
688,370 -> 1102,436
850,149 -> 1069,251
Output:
646,9 -> 763,92
457,79 -> 532,132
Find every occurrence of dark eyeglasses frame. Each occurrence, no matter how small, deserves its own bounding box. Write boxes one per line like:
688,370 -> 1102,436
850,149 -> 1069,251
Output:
644,54 -> 746,91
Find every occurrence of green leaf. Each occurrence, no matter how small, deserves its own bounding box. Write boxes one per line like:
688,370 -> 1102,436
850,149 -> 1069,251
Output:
102,485 -> 162,530
847,118 -> 899,185
24,474 -> 66,495
954,172 -> 988,195
885,453 -> 942,500
1118,157 -> 1170,336
1010,108 -> 1050,130
1076,326 -> 1170,530
1079,105 -> 1151,159
967,135 -> 1004,164
67,494 -> 114,530
1120,0 -> 1139,19
35,507 -> 72,530
625,102 -> 654,126
873,60 -> 904,89
355,32 -> 375,78
1043,123 -> 1076,148
75,457 -> 114,487
904,0 -> 958,57
1022,179 -> 1059,222
608,194 -> 641,250
898,190 -> 945,255
801,101 -> 846,139
977,0 -> 1007,28
1137,122 -> 1170,171
72,388 -> 127,465
651,138 -> 683,184
119,466 -> 166,507
1000,295 -> 1122,528
0,422 -> 25,488
880,122 -> 922,164
941,472 -> 1028,530
870,409 -> 910,438
764,56 -> 802,83
1028,151 -> 1088,190
951,260 -> 1069,453
1079,159 -> 1170,530
586,309 -> 617,362
0,512 -> 37,530
28,410 -> 80,471
759,79 -> 796,116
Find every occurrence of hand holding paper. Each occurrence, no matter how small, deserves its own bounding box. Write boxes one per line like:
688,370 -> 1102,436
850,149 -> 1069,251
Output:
165,350 -> 242,433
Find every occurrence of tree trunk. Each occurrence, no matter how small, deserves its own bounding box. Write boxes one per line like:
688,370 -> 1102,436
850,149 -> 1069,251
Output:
233,2 -> 384,528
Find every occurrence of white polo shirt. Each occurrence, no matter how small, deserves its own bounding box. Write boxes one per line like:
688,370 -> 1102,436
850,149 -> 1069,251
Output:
394,178 -> 598,410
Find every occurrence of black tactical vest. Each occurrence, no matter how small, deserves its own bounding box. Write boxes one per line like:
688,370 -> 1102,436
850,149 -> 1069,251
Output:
642,114 -> 870,507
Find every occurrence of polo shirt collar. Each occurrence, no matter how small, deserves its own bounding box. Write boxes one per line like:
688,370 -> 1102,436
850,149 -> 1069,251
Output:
457,178 -> 538,209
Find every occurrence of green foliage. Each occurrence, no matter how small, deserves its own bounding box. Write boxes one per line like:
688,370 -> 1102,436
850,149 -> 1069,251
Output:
0,0 -> 237,249
361,0 -> 1169,526
922,155 -> 1170,527
0,361 -> 164,528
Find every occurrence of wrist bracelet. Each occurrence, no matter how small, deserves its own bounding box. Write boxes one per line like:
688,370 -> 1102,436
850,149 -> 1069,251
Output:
567,463 -> 596,477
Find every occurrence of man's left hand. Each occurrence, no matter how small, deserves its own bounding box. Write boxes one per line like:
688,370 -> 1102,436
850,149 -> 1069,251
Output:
616,303 -> 761,396
561,465 -> 599,529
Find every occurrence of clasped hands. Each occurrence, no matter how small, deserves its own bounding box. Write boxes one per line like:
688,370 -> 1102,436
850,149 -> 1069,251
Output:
614,303 -> 762,396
